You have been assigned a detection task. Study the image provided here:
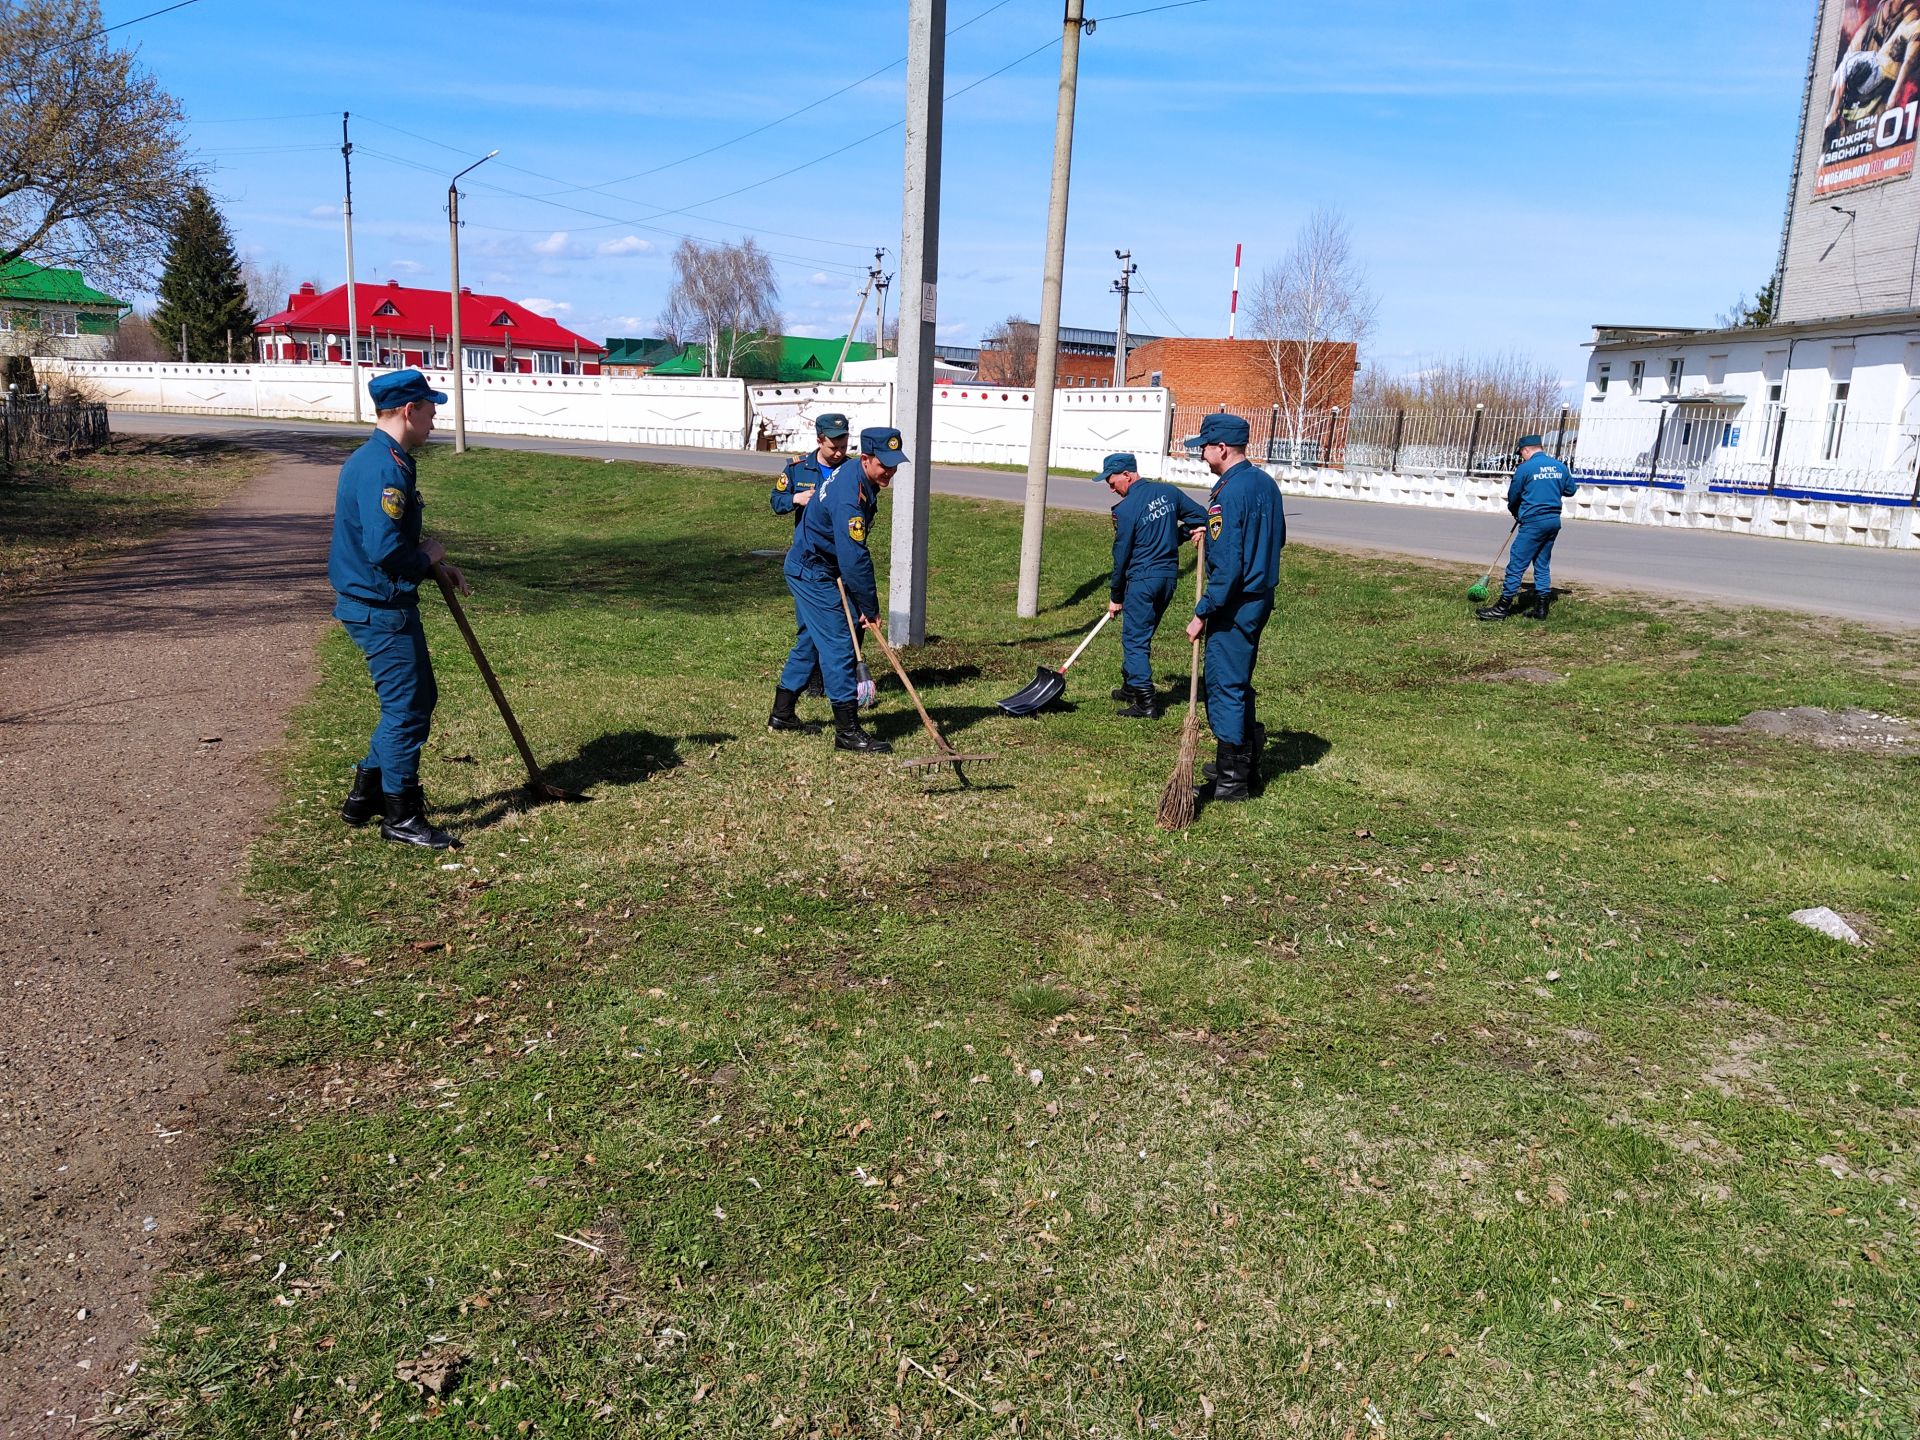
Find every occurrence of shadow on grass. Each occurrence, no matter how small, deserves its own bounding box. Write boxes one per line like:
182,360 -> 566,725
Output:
440,728 -> 734,825
873,702 -> 1004,744
1048,570 -> 1112,612
1261,729 -> 1331,776
473,536 -> 800,616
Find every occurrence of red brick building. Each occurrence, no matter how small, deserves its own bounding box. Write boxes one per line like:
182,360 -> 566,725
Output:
1124,337 -> 1357,414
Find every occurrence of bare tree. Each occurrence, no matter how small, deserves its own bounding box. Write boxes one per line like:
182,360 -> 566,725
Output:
105,311 -> 173,361
241,256 -> 294,320
1245,208 -> 1378,444
979,315 -> 1039,386
1356,351 -> 1565,414
659,237 -> 782,378
0,0 -> 199,294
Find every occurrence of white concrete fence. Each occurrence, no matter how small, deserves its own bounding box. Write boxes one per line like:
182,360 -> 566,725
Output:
39,359 -> 1915,549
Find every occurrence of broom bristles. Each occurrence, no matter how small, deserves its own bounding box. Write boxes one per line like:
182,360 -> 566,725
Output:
1156,711 -> 1200,831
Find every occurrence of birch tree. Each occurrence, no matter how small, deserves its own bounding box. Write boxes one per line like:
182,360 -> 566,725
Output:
1245,208 -> 1377,446
659,237 -> 782,378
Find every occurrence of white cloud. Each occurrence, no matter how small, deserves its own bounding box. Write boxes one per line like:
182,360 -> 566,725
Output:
532,231 -> 571,255
596,234 -> 651,257
388,258 -> 424,275
309,203 -> 339,219
613,315 -> 652,331
518,296 -> 572,317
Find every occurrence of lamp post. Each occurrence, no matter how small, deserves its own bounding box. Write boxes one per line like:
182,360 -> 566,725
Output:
448,149 -> 498,454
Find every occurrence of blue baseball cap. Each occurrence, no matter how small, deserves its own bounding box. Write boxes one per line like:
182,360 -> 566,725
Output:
368,368 -> 447,410
860,426 -> 909,466
815,412 -> 850,438
1516,434 -> 1545,450
1099,452 -> 1138,481
1182,412 -> 1250,449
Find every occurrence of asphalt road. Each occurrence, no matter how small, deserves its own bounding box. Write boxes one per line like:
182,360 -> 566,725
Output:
111,410 -> 1920,628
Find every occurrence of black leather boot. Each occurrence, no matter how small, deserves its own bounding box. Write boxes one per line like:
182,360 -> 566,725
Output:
1475,593 -> 1518,621
767,686 -> 820,734
1526,590 -> 1552,620
1110,683 -> 1131,701
832,700 -> 892,754
340,765 -> 384,826
1204,723 -> 1263,780
1195,740 -> 1253,803
379,784 -> 461,850
1117,684 -> 1160,718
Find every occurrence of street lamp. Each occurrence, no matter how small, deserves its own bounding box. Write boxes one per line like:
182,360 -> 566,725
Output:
448,149 -> 498,454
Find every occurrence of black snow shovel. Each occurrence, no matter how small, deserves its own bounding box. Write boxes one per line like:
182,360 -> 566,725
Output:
996,608 -> 1115,717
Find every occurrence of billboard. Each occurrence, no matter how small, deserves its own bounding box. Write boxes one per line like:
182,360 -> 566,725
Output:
1816,0 -> 1920,196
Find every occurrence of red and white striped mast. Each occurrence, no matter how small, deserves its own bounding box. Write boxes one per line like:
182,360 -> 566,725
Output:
1227,242 -> 1241,338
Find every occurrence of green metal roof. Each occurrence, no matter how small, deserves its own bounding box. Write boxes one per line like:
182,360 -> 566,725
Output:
601,335 -> 681,367
0,259 -> 128,309
649,333 -> 877,381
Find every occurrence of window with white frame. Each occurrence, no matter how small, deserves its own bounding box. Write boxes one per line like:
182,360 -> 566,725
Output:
1760,381 -> 1785,453
535,352 -> 564,374
355,338 -> 373,362
464,347 -> 492,372
1665,357 -> 1683,394
1628,360 -> 1645,395
1594,363 -> 1610,400
1823,381 -> 1850,461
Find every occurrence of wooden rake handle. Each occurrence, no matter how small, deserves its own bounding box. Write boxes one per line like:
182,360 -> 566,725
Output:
1186,530 -> 1206,712
847,587 -> 954,757
432,564 -> 545,784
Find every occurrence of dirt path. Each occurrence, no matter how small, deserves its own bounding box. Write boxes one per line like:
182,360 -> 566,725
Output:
0,434 -> 343,1437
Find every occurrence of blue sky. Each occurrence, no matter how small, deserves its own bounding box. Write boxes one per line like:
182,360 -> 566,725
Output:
113,0 -> 1812,383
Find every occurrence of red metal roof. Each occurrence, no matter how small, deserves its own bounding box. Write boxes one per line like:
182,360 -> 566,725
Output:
255,280 -> 603,354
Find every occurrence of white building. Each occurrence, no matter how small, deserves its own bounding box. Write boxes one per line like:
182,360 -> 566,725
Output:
1579,0 -> 1920,505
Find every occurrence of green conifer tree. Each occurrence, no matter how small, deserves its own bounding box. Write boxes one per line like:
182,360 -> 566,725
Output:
149,187 -> 257,362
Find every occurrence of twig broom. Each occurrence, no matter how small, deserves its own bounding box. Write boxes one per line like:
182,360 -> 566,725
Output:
1156,530 -> 1205,831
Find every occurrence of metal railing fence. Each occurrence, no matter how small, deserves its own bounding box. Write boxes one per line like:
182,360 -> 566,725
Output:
1167,403 -> 1577,475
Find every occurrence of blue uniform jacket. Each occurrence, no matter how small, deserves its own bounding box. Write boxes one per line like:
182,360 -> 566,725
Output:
1197,459 -> 1284,618
790,460 -> 881,621
1111,480 -> 1208,604
329,431 -> 430,609
1507,452 -> 1577,521
771,450 -> 835,524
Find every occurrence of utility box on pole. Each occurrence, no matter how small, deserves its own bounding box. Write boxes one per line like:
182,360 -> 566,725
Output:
889,0 -> 946,646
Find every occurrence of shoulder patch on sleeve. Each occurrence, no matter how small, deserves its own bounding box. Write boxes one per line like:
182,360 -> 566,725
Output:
1206,503 -> 1223,542
848,513 -> 867,544
775,474 -> 789,492
380,486 -> 407,521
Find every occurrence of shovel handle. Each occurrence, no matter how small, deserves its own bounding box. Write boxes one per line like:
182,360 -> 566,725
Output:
1057,607 -> 1115,675
432,564 -> 545,785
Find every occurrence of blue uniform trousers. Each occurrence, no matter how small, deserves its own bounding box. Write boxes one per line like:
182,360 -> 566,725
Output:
780,565 -> 858,703
1503,516 -> 1561,597
341,606 -> 437,793
1201,591 -> 1273,746
1120,573 -> 1177,690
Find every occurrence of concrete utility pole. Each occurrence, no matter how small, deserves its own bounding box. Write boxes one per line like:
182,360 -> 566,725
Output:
342,112 -> 362,421
447,149 -> 498,454
1111,248 -> 1135,388
890,0 -> 946,645
1015,0 -> 1090,619
873,247 -> 892,356
831,266 -> 877,383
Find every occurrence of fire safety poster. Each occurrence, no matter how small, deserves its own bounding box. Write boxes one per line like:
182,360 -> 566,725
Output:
1817,0 -> 1920,194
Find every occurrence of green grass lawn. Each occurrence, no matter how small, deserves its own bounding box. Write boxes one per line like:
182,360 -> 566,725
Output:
0,435 -> 261,598
120,447 -> 1919,1438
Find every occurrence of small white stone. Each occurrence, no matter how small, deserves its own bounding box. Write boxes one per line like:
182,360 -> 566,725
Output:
1790,906 -> 1865,947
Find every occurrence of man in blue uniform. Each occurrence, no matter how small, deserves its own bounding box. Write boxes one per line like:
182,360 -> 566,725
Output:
1099,452 -> 1207,718
774,426 -> 905,754
330,369 -> 469,849
768,413 -> 850,718
1477,435 -> 1577,621
1183,413 -> 1284,803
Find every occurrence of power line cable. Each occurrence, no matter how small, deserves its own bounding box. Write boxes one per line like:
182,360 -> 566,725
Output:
85,0 -> 206,40
1092,0 -> 1211,21
529,0 -> 1018,200
1136,273 -> 1189,337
